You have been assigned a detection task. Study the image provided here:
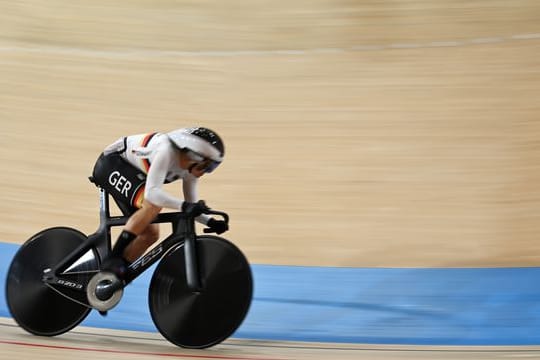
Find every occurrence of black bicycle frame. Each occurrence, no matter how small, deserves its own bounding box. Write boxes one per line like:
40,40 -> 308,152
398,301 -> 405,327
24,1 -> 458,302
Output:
42,188 -> 208,297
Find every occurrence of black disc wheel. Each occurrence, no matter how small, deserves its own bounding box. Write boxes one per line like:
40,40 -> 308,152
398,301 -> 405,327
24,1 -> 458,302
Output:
6,227 -> 99,336
149,236 -> 253,349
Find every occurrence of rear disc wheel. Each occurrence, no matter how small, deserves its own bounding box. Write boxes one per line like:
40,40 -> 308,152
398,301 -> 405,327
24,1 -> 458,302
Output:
6,227 -> 99,336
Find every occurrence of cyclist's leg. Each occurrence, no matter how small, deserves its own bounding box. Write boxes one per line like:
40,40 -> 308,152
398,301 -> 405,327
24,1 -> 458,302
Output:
123,201 -> 162,262
92,152 -> 148,274
122,224 -> 160,262
107,199 -> 161,263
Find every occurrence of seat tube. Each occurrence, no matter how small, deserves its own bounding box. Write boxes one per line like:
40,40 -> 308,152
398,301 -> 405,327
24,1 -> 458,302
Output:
99,187 -> 111,220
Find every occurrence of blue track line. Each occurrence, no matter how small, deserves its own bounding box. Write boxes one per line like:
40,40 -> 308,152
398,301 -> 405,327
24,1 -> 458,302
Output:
2,242 -> 540,345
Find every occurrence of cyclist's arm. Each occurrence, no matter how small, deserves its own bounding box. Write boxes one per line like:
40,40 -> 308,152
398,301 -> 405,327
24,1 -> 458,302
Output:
183,176 -> 211,225
144,147 -> 185,210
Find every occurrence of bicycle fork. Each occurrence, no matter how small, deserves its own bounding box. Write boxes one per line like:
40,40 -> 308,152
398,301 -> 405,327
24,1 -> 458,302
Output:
184,233 -> 202,292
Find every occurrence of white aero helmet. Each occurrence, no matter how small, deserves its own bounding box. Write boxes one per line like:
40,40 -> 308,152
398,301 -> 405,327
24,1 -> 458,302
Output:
168,127 -> 225,173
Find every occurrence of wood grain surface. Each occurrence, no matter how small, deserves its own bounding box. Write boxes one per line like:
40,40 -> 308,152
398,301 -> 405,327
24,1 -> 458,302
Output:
1,1 -> 540,269
2,318 -> 540,360
0,0 -> 540,266
1,1 -> 540,359
2,1 -> 539,268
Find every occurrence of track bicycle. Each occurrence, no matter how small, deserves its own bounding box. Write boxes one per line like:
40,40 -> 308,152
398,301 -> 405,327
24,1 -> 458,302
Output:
5,178 -> 253,349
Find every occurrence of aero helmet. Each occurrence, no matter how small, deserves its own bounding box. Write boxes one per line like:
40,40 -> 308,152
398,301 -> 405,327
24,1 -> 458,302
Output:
168,127 -> 225,173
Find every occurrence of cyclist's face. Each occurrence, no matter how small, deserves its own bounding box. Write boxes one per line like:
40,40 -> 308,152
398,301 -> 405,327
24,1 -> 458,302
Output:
190,164 -> 207,178
179,152 -> 201,174
179,151 -> 215,178
190,158 -> 220,177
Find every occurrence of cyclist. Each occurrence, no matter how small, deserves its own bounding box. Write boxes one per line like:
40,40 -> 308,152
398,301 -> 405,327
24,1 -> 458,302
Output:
92,126 -> 228,278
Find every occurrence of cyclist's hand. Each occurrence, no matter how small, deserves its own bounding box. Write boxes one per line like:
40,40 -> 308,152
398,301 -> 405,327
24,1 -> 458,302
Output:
181,200 -> 208,217
206,218 -> 229,234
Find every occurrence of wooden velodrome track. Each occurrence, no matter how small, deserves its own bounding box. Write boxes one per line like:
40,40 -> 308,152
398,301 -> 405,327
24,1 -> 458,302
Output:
1,0 -> 540,359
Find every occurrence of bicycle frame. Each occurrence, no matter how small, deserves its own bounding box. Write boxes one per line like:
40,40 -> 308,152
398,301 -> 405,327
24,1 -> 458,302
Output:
42,187 -> 212,303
